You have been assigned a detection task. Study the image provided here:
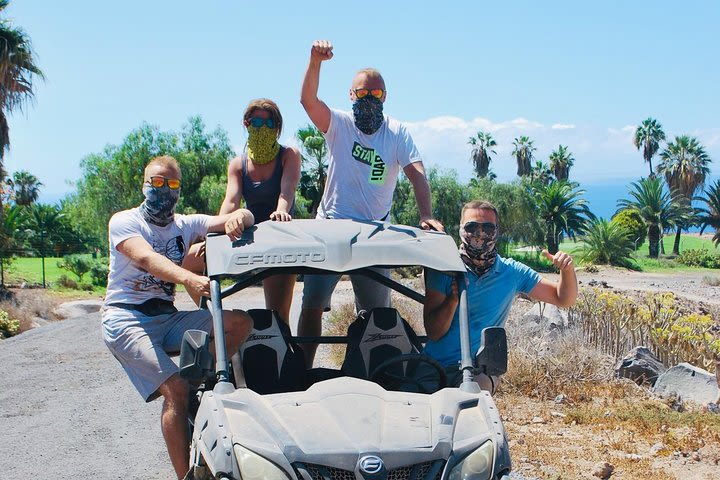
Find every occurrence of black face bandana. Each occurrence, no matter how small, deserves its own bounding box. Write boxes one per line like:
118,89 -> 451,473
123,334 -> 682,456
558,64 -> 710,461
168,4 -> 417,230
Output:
139,184 -> 180,226
352,96 -> 384,135
459,221 -> 499,277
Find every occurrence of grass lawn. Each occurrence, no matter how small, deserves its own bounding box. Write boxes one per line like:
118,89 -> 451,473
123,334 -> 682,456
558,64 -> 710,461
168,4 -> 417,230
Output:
5,257 -> 66,285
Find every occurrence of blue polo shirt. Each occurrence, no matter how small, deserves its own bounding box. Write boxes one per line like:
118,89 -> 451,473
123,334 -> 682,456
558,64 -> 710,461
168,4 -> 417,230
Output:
423,255 -> 541,367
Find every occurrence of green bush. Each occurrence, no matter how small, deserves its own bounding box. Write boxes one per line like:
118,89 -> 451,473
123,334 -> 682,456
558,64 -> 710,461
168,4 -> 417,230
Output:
57,254 -> 93,281
612,209 -> 646,248
580,218 -> 636,268
90,259 -> 109,286
0,310 -> 20,339
57,274 -> 78,289
677,249 -> 720,269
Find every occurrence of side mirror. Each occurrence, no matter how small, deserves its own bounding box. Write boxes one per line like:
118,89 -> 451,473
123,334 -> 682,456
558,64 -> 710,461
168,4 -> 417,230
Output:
474,327 -> 508,376
179,330 -> 213,383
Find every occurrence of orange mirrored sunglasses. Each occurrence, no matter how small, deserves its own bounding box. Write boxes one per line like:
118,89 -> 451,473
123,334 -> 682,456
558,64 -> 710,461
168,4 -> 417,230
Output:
353,88 -> 385,99
147,176 -> 181,190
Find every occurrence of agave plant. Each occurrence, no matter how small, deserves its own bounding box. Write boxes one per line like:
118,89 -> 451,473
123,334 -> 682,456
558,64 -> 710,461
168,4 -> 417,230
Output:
580,218 -> 636,268
533,181 -> 593,254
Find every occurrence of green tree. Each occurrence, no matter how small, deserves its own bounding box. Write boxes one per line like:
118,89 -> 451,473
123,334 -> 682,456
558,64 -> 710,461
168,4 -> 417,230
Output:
657,135 -> 711,255
529,160 -> 552,186
548,145 -> 574,182
58,254 -> 92,282
469,178 -> 544,252
25,203 -> 63,287
0,204 -> 28,285
468,131 -> 496,179
699,180 -> 720,247
580,218 -> 635,268
296,124 -> 328,217
633,117 -> 666,177
617,177 -> 686,258
611,208 -> 646,249
533,181 -> 593,254
512,136 -> 536,177
65,117 -> 231,248
0,1 -> 44,177
8,170 -> 42,206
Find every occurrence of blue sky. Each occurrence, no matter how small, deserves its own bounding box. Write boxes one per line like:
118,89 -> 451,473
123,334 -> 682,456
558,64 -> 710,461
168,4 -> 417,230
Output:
5,1 -> 719,218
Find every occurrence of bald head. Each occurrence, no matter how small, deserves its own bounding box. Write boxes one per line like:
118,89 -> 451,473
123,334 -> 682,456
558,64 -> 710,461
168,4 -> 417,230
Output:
350,68 -> 386,102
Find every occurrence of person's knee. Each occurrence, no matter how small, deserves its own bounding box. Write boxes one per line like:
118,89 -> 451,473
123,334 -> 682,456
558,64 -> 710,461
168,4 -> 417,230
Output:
159,375 -> 190,409
224,310 -> 252,342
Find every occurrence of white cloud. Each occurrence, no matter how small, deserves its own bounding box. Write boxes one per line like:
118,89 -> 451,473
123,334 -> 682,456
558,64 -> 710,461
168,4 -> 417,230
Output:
551,123 -> 576,130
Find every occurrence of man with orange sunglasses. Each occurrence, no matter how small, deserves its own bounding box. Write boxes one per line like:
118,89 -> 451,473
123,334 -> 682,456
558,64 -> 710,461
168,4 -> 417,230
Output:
299,39 -> 444,365
101,155 -> 255,479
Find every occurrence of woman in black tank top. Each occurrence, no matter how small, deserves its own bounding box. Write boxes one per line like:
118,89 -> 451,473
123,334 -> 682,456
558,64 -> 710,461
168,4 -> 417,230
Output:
219,99 -> 301,325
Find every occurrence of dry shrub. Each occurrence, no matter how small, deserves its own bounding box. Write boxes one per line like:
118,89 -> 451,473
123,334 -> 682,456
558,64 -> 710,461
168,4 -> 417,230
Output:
503,326 -> 616,400
0,289 -> 61,333
704,275 -> 720,287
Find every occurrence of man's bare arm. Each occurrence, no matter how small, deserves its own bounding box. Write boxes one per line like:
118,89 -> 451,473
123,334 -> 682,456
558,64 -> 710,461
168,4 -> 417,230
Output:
300,40 -> 333,134
423,279 -> 459,341
117,236 -> 211,299
403,162 -> 444,232
206,208 -> 255,240
528,250 -> 578,308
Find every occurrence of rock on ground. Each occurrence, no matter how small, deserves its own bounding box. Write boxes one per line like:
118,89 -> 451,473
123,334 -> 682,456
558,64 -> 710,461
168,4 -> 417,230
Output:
652,363 -> 720,405
615,346 -> 667,386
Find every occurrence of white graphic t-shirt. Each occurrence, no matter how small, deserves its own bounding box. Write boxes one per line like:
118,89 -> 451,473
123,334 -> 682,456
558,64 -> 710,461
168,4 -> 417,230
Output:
104,208 -> 211,306
317,109 -> 422,221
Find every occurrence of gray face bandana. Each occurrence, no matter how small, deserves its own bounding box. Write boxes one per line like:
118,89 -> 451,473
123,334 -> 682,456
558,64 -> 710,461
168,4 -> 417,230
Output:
139,184 -> 180,226
458,221 -> 499,277
352,96 -> 384,134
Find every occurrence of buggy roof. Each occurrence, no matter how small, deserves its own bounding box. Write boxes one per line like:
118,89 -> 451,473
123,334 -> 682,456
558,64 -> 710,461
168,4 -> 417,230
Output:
205,219 -> 465,277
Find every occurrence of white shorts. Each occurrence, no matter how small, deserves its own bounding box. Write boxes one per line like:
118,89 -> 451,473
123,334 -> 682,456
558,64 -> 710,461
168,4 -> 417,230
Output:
102,306 -> 213,402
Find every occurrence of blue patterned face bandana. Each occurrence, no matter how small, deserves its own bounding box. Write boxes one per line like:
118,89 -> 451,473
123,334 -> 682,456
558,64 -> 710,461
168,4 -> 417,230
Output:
352,96 -> 384,135
459,221 -> 499,277
140,184 -> 180,226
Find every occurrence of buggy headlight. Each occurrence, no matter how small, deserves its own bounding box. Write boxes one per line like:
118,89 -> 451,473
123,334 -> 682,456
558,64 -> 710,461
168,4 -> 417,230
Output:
233,445 -> 290,480
448,440 -> 495,480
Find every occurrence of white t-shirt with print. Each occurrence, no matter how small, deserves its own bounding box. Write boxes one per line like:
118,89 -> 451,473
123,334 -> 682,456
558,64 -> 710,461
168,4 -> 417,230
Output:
104,208 -> 211,306
317,108 -> 422,221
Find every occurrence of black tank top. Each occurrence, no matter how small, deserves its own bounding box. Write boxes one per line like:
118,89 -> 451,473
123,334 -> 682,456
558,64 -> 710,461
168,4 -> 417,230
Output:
241,146 -> 295,222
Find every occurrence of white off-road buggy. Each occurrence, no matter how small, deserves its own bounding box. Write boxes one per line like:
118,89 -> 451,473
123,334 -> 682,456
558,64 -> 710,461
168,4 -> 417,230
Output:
179,219 -> 512,480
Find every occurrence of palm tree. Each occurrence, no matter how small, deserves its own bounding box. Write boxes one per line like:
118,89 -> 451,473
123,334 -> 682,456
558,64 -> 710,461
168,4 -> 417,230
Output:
0,1 -> 44,175
699,180 -> 720,247
548,145 -> 574,182
533,181 -> 593,254
0,204 -> 27,285
468,131 -> 496,179
26,203 -> 63,287
617,177 -> 686,258
529,160 -> 552,186
512,136 -> 536,177
633,118 -> 665,177
657,135 -> 711,255
581,218 -> 636,268
296,125 -> 328,217
8,170 -> 42,206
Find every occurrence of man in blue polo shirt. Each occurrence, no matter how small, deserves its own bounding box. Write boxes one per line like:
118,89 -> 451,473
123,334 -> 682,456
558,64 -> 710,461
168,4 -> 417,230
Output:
423,200 -> 578,393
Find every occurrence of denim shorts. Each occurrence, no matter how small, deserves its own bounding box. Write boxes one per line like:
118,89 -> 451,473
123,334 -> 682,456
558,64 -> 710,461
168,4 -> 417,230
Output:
102,306 -> 213,402
301,268 -> 392,312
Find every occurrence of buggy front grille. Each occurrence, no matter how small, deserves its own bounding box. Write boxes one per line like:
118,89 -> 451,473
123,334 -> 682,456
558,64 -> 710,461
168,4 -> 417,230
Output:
295,460 -> 445,480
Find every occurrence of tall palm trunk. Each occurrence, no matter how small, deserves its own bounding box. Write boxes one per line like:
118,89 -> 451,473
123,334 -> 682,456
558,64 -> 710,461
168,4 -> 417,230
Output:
672,227 -> 682,256
648,224 -> 660,258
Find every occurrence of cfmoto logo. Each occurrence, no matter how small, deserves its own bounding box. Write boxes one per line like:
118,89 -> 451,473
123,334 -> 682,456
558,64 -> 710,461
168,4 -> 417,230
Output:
358,455 -> 383,475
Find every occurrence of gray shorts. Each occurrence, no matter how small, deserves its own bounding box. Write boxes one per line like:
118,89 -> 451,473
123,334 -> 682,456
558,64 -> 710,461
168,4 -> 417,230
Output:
301,268 -> 391,312
102,307 -> 213,402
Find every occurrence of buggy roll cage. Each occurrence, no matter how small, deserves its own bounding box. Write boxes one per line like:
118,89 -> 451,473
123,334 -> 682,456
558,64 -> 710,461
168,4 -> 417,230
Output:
202,219 -> 479,393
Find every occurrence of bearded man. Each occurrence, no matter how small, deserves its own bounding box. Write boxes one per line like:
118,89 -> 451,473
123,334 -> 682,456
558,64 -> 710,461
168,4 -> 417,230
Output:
422,200 -> 578,393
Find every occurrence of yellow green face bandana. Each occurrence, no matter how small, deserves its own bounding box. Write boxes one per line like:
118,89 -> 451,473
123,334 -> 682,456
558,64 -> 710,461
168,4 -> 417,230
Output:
247,126 -> 280,165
